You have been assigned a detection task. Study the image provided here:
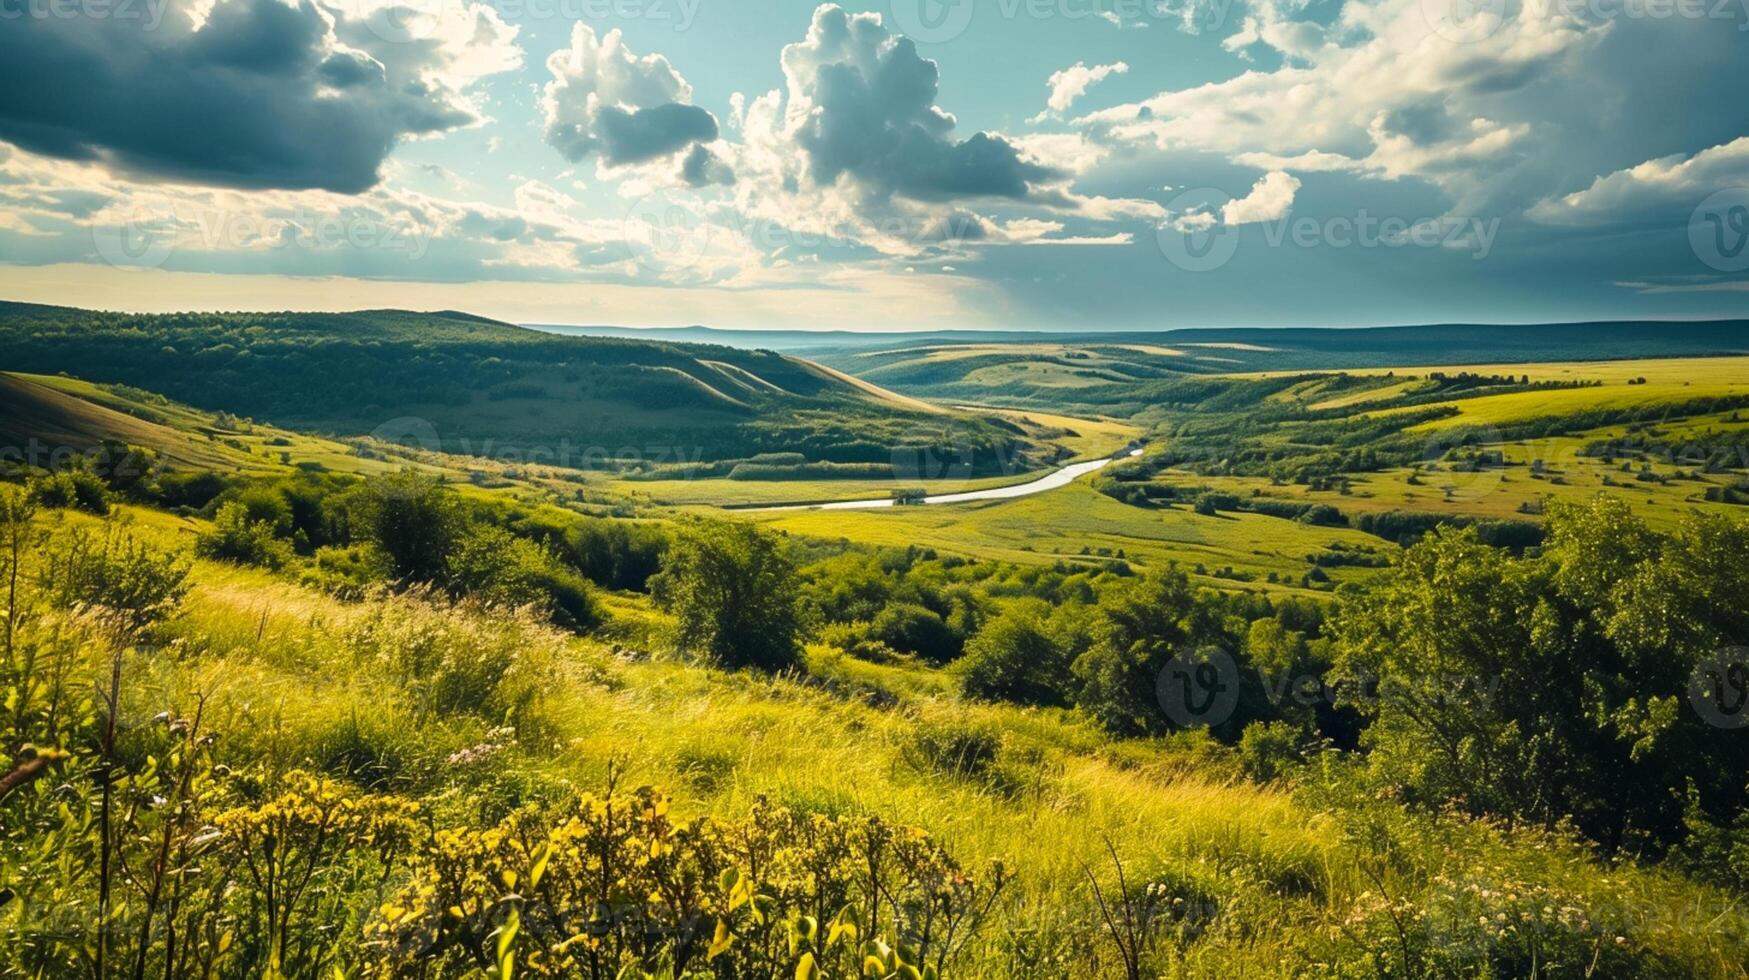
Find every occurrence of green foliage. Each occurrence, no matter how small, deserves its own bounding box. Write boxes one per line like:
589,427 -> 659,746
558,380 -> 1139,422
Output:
958,604 -> 1073,707
652,521 -> 805,671
197,501 -> 294,570
1071,569 -> 1224,737
868,601 -> 960,663
363,470 -> 463,582
28,468 -> 111,515
1331,495 -> 1749,852
448,523 -> 601,631
36,520 -> 190,631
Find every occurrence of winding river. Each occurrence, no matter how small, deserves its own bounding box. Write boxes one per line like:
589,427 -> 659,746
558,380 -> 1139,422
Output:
752,447 -> 1144,512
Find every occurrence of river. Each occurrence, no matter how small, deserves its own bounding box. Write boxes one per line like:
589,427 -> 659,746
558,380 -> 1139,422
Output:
752,447 -> 1144,512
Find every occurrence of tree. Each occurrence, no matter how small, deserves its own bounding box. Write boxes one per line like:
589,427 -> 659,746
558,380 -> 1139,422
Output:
959,604 -> 1073,706
448,524 -> 599,632
1072,569 -> 1225,737
363,470 -> 462,583
869,602 -> 959,663
651,521 -> 804,670
1331,496 -> 1749,852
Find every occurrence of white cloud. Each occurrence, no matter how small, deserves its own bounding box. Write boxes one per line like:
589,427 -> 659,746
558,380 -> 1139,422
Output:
1221,171 -> 1301,225
1032,62 -> 1130,122
1528,137 -> 1749,226
540,24 -> 720,170
1074,0 -> 1749,224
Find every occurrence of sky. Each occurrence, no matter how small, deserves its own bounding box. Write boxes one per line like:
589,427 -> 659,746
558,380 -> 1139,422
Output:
1,0 -> 1747,330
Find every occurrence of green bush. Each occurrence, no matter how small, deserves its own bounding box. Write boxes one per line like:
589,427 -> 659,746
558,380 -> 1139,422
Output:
651,520 -> 804,671
448,524 -> 600,631
29,469 -> 111,515
196,501 -> 294,570
36,522 -> 190,630
959,606 -> 1073,706
868,601 -> 960,663
362,470 -> 462,582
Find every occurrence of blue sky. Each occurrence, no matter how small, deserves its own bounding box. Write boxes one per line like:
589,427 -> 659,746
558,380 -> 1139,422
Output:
1,0 -> 1747,329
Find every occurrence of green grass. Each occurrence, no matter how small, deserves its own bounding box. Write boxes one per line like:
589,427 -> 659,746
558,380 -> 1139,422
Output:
738,481 -> 1389,593
13,505 -> 1745,977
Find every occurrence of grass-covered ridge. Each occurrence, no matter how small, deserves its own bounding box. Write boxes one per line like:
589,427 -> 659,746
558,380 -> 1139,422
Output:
0,302 -> 1058,480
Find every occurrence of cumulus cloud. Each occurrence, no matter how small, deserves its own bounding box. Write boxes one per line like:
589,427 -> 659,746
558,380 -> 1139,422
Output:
775,5 -> 1059,203
1079,0 -> 1749,223
1528,137 -> 1749,227
1032,62 -> 1129,122
1221,171 -> 1301,225
541,24 -> 721,170
0,0 -> 519,194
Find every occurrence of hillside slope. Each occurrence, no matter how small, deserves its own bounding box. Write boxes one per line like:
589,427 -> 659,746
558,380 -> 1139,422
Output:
0,302 -> 1048,475
808,321 -> 1749,412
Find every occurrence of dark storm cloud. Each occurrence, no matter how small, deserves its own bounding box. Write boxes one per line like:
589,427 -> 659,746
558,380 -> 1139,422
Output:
0,0 -> 494,193
787,7 -> 1059,203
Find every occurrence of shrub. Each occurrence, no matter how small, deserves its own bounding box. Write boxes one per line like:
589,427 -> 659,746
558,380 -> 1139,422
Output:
369,787 -> 1011,979
196,501 -> 293,570
36,522 -> 191,630
29,469 -> 111,515
959,607 -> 1073,707
651,520 -> 804,671
1237,720 -> 1309,782
362,470 -> 462,582
868,601 -> 960,663
449,524 -> 600,632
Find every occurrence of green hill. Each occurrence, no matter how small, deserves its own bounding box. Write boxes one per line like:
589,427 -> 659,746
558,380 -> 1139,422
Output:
807,321 -> 1749,412
0,302 -> 1052,477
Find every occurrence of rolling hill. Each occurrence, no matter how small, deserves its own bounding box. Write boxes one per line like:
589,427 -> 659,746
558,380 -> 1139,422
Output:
0,301 -> 1056,478
797,321 -> 1749,411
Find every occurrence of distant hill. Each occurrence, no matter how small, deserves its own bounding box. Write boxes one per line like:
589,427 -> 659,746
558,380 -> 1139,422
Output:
0,372 -> 244,469
794,321 -> 1749,410
0,302 -> 1050,475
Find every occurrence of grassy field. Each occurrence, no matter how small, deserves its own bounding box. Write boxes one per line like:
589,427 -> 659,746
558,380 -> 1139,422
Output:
13,504 -> 1742,977
605,409 -> 1140,507
739,481 -> 1391,593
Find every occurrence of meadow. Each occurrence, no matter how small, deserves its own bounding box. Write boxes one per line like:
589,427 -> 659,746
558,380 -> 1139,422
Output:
5,316 -> 1749,978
